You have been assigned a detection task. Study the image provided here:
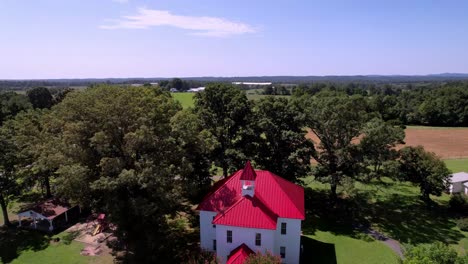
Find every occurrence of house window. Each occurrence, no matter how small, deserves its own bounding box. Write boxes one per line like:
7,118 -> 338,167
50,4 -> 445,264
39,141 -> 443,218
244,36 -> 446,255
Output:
227,230 -> 232,243
255,233 -> 261,246
281,222 -> 287,235
212,216 -> 216,228
213,240 -> 216,250
280,246 -> 286,258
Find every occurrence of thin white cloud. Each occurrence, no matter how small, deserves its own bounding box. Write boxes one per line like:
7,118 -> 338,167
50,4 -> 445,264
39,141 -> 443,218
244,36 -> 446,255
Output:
112,0 -> 129,3
99,8 -> 256,37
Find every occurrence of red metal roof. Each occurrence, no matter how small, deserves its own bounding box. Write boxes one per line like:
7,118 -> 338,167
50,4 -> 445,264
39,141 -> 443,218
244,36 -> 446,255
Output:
213,195 -> 278,230
226,243 -> 254,264
198,162 -> 305,221
240,161 -> 256,181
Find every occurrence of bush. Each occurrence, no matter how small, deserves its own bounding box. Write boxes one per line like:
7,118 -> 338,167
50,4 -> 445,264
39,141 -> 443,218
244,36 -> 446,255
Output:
457,218 -> 468,231
449,194 -> 468,214
402,242 -> 465,264
245,251 -> 282,264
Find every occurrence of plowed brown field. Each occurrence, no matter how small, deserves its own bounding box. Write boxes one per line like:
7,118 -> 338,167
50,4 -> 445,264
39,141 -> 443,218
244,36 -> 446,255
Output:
306,126 -> 468,159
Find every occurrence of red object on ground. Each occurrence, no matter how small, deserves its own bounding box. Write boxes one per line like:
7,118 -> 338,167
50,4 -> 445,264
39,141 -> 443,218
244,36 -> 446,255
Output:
97,214 -> 106,220
226,243 -> 254,264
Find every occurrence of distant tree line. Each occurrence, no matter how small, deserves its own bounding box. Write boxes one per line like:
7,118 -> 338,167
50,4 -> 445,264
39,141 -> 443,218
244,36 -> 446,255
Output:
293,81 -> 468,127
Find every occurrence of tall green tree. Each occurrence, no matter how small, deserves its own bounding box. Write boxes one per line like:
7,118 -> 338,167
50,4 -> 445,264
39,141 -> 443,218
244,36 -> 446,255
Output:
170,109 -> 215,201
0,92 -> 32,125
194,83 -> 253,177
359,118 -> 405,180
45,85 -> 195,262
398,146 -> 451,204
0,92 -> 31,226
0,124 -> 19,226
26,87 -> 53,109
9,110 -> 58,198
252,97 -> 314,182
295,92 -> 369,198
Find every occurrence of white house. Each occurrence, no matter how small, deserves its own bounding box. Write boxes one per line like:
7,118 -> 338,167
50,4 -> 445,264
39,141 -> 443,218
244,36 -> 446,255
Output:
197,161 -> 305,264
449,172 -> 468,194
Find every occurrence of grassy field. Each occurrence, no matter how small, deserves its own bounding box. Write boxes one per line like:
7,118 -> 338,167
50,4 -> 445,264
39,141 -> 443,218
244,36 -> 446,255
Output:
445,159 -> 468,172
303,175 -> 467,263
172,92 -> 195,109
0,228 -> 113,264
303,231 -> 399,264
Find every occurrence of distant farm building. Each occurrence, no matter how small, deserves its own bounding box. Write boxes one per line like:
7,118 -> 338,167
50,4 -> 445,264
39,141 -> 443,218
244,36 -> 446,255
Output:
197,161 -> 305,264
232,82 -> 272,86
449,172 -> 468,194
188,87 -> 205,92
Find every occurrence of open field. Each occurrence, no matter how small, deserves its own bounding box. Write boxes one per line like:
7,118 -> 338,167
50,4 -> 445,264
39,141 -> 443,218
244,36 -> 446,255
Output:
404,126 -> 468,159
445,159 -> 468,172
308,126 -> 468,160
172,92 -> 195,109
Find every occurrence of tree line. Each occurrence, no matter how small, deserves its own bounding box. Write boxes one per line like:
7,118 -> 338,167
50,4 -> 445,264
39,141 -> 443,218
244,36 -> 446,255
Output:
293,81 -> 468,127
0,84 -> 453,262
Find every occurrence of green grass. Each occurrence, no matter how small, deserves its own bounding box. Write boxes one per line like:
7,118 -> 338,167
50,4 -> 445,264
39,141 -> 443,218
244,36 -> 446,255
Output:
303,232 -> 399,264
445,159 -> 468,172
0,228 -> 112,264
304,177 -> 467,263
172,92 -> 194,109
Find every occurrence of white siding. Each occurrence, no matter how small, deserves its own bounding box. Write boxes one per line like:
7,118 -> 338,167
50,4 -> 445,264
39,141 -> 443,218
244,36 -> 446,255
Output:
451,181 -> 468,194
200,211 -> 217,251
216,225 -> 275,264
274,218 -> 302,264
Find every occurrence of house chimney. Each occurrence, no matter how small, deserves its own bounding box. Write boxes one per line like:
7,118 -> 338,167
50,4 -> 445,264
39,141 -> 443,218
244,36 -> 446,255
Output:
240,161 -> 256,197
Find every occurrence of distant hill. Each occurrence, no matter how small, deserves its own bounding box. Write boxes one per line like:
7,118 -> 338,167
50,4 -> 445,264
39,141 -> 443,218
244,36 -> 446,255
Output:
2,74 -> 468,90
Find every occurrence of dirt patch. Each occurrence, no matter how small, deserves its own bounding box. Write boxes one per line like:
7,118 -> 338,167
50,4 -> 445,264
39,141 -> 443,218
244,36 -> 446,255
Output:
306,127 -> 468,159
401,127 -> 468,159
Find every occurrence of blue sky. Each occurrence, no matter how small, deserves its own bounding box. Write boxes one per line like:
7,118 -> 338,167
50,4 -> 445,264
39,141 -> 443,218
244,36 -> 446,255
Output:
1,0 -> 468,79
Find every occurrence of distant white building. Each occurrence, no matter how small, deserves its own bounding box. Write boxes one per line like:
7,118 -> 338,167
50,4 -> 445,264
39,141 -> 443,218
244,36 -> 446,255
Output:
232,82 -> 272,86
449,172 -> 468,194
188,87 -> 205,92
197,161 -> 305,264
169,88 -> 179,92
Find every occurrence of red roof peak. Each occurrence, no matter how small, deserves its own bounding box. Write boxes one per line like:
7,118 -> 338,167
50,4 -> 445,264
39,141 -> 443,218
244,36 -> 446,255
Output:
227,243 -> 254,264
240,161 -> 256,181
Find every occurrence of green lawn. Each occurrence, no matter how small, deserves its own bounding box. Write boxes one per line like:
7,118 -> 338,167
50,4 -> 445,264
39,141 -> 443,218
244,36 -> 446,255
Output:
304,176 -> 467,263
172,92 -> 194,109
303,232 -> 399,264
445,159 -> 468,172
0,228 -> 113,264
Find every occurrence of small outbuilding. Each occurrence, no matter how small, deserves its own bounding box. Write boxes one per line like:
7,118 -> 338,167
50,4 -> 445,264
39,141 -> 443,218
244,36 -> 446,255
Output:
17,199 -> 80,232
449,172 -> 468,194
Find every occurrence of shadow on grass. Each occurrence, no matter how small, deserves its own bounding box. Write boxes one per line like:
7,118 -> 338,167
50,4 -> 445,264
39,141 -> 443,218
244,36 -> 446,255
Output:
301,236 -> 337,264
303,186 -> 465,245
0,226 -> 50,263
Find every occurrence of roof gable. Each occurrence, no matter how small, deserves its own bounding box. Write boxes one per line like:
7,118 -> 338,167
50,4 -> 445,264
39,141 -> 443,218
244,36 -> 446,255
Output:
213,195 -> 278,230
227,243 -> 254,264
